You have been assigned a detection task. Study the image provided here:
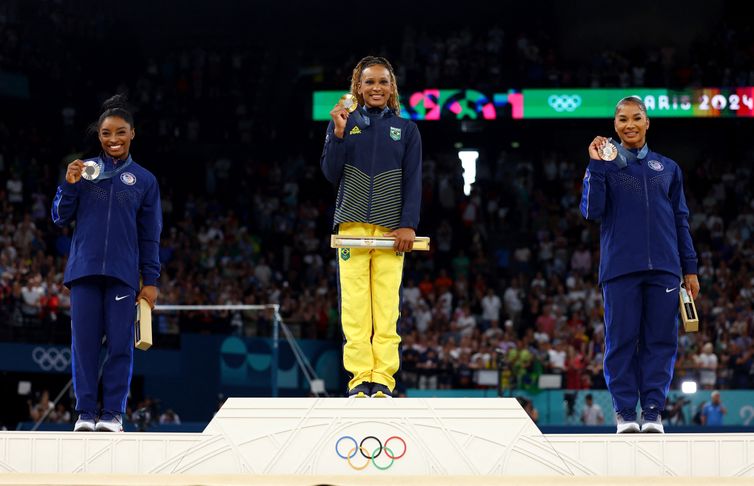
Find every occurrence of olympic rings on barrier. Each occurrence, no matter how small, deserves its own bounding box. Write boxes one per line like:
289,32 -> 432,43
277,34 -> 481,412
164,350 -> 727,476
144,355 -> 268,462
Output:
335,435 -> 407,470
384,436 -> 407,459
359,436 -> 382,459
371,446 -> 394,470
547,94 -> 582,112
32,347 -> 72,372
346,447 -> 371,471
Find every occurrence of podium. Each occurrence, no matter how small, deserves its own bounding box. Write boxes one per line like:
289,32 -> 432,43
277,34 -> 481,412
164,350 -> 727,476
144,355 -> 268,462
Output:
0,398 -> 752,482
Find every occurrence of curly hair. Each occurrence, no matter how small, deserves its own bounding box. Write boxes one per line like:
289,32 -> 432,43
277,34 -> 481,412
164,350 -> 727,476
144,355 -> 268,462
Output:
349,56 -> 400,114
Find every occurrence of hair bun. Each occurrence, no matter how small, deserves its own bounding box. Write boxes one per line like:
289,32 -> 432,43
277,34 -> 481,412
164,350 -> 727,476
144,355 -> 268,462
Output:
101,93 -> 129,111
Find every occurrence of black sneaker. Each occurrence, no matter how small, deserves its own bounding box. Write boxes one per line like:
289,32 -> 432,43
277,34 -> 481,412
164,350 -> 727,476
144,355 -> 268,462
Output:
370,383 -> 393,398
348,382 -> 372,398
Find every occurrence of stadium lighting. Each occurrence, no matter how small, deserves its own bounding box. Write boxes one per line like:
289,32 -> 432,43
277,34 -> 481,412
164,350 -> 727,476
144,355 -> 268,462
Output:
681,380 -> 698,394
458,150 -> 479,196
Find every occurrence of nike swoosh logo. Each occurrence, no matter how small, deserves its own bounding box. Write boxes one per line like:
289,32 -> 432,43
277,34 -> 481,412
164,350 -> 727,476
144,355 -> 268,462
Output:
666,288 -> 677,293
115,295 -> 129,301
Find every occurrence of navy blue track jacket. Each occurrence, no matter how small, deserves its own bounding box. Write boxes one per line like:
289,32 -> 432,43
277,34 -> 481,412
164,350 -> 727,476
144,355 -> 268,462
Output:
51,154 -> 162,291
321,107 -> 422,230
580,147 -> 697,283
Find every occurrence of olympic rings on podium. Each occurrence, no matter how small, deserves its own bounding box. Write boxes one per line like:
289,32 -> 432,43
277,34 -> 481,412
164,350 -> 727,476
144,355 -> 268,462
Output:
335,435 -> 407,470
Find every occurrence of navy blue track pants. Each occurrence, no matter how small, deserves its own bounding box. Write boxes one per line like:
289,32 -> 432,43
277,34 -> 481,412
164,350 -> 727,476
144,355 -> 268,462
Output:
602,270 -> 679,413
70,276 -> 135,414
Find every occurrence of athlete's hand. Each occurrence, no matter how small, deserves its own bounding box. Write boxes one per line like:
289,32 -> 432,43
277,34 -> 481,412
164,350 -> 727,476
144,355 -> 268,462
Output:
588,136 -> 610,160
137,285 -> 159,310
66,159 -> 85,184
385,227 -> 415,253
330,103 -> 349,139
683,274 -> 700,300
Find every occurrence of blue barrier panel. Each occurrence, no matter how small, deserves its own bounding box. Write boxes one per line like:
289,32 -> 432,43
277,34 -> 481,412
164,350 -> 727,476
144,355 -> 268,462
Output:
1,335 -> 342,422
406,388 -> 754,427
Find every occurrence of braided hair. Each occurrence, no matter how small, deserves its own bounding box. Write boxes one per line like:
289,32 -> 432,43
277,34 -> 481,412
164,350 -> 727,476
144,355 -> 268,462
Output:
349,56 -> 401,114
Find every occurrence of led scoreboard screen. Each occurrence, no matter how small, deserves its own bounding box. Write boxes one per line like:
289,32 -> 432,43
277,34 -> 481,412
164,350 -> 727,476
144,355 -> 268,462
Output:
313,89 -> 522,121
521,87 -> 754,118
312,87 -> 754,120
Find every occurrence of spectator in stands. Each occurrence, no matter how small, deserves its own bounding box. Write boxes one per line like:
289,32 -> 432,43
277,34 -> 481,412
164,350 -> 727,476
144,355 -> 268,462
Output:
503,277 -> 524,323
580,393 -> 605,425
727,341 -> 753,389
695,342 -> 718,389
701,391 -> 726,426
51,403 -> 71,424
27,390 -> 54,422
20,274 -> 44,319
159,409 -> 182,425
481,287 -> 502,331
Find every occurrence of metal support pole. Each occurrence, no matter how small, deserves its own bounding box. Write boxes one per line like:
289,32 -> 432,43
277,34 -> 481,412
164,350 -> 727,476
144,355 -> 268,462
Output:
271,305 -> 280,397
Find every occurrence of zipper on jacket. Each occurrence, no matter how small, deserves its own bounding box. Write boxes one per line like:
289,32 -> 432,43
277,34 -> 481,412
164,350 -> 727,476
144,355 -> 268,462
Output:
101,182 -> 115,273
366,120 -> 378,223
642,163 -> 653,270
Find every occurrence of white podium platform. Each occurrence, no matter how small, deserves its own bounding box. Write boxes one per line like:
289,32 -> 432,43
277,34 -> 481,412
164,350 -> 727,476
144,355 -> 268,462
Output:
0,398 -> 753,480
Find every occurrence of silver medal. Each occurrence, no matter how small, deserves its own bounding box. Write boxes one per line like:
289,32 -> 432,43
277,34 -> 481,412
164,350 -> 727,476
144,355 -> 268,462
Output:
81,161 -> 101,181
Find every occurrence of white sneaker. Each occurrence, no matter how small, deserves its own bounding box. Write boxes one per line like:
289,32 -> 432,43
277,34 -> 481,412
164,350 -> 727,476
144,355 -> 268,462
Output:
641,407 -> 664,433
641,421 -> 664,433
95,412 -> 124,432
616,411 -> 640,433
73,412 -> 96,432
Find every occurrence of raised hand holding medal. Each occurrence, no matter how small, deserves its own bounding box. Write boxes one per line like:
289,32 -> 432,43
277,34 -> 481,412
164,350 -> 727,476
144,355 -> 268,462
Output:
340,93 -> 359,114
81,160 -> 102,180
599,138 -> 618,161
329,93 -> 369,138
588,136 -> 611,161
328,94 -> 353,139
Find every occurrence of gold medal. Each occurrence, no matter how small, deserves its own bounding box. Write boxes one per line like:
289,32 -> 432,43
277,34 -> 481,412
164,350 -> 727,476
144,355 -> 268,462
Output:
81,160 -> 101,181
599,140 -> 618,161
339,93 -> 359,113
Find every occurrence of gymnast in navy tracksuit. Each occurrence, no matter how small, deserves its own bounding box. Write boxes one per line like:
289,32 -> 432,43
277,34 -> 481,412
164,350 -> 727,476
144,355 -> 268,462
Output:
580,96 -> 699,433
51,95 -> 162,432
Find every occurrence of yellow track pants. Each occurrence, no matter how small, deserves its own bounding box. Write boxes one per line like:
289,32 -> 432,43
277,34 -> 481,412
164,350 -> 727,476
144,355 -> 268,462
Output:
337,222 -> 404,392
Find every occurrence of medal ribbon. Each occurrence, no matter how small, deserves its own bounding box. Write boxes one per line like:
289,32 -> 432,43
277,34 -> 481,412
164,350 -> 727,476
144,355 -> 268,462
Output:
90,156 -> 133,182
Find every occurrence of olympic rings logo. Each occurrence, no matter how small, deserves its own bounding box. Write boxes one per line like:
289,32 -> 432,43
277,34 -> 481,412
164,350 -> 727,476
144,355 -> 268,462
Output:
32,347 -> 72,372
335,435 -> 407,471
547,94 -> 582,112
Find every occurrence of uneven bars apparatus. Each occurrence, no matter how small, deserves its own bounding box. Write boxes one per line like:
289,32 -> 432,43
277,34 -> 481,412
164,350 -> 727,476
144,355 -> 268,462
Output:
154,304 -> 325,398
330,235 -> 430,250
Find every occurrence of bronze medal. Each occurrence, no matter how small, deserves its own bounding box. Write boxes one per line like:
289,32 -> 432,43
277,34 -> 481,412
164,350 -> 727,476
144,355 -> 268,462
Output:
599,141 -> 618,161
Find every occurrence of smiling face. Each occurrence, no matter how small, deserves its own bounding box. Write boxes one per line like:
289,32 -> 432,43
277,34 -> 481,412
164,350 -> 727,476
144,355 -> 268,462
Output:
358,65 -> 392,110
614,101 -> 649,149
98,116 -> 135,160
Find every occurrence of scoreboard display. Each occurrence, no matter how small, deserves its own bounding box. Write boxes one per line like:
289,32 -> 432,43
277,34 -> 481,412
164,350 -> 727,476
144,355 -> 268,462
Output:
313,87 -> 754,121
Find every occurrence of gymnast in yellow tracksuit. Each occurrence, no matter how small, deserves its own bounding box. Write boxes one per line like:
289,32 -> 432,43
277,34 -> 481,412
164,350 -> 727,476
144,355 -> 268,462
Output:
321,56 -> 422,398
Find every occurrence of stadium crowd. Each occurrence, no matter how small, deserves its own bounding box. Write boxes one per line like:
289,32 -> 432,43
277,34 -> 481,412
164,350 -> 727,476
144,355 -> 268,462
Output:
1,2 -> 753,420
